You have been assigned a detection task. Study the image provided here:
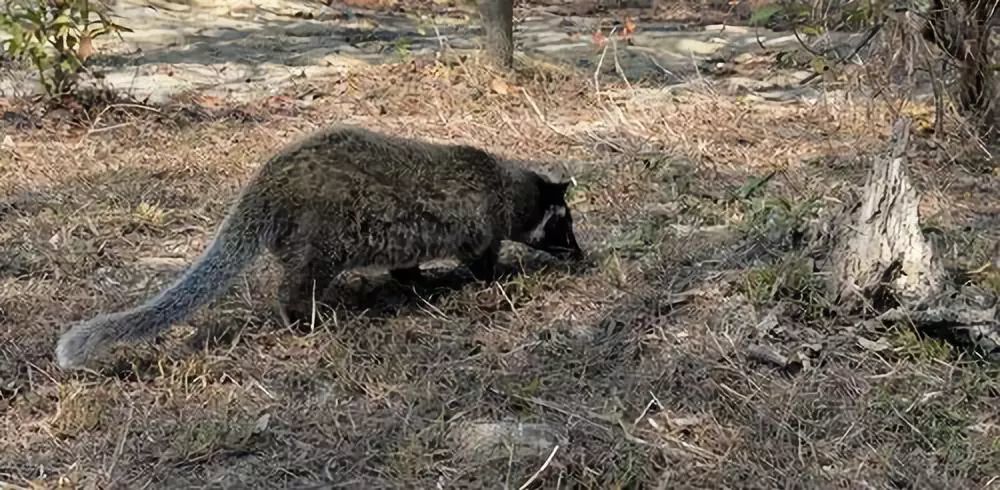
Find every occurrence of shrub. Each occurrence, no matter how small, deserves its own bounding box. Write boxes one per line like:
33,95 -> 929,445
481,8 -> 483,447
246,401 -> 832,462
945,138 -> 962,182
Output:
0,0 -> 130,97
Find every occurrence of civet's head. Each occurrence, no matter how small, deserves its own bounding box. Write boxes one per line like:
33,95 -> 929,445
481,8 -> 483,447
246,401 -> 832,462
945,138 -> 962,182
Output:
515,175 -> 584,261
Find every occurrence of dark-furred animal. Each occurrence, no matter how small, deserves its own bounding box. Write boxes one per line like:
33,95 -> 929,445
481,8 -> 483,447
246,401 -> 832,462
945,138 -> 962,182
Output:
55,125 -> 583,370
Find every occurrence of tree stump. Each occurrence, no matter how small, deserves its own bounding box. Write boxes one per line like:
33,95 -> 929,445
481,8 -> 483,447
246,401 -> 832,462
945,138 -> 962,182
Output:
829,118 -> 945,311
826,117 -> 1000,359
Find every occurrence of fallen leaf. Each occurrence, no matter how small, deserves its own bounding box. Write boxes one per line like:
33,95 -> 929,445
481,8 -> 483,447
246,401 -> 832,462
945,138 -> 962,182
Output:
621,15 -> 636,40
489,77 -> 510,95
754,311 -> 779,335
746,344 -> 788,367
666,415 -> 704,428
857,336 -> 891,352
591,30 -> 608,48
192,94 -> 223,109
254,413 -> 271,433
77,34 -> 94,62
136,257 -> 188,269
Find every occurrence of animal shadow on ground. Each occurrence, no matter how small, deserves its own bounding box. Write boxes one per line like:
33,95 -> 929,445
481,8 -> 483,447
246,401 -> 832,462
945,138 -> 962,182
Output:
125,245 -> 595,382
322,249 -> 592,319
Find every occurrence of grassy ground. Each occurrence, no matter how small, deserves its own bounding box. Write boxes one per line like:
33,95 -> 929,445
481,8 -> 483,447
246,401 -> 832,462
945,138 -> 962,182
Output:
1,50 -> 999,488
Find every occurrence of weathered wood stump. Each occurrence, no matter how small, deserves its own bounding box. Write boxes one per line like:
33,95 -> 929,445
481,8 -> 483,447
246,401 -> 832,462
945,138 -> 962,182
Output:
829,118 -> 945,311
826,117 -> 999,359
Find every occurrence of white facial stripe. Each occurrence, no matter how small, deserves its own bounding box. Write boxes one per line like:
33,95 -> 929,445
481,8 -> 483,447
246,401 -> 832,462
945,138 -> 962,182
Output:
529,207 -> 556,241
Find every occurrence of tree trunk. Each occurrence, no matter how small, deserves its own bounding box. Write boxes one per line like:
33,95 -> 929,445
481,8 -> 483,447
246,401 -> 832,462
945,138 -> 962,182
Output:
957,0 -> 997,132
922,0 -> 998,136
477,0 -> 514,70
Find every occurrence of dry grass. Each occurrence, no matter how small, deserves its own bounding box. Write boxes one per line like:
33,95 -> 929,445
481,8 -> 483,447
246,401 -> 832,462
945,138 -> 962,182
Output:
1,51 -> 999,489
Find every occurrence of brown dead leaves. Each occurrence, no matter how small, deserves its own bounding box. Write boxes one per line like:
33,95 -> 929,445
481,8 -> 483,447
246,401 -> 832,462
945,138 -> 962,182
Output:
590,15 -> 637,50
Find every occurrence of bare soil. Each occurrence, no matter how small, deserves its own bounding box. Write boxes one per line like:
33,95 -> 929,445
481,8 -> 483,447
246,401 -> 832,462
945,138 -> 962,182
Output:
1,2 -> 999,489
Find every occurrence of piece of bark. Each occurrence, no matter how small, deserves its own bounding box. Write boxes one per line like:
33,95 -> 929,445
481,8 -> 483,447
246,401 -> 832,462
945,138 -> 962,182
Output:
880,286 -> 1000,359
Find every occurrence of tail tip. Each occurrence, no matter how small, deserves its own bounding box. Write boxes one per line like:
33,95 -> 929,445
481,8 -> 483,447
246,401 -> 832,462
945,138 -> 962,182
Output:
55,327 -> 93,371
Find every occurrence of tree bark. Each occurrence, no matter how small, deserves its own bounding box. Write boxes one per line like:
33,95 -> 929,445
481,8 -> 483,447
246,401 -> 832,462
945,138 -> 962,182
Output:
477,0 -> 514,70
957,0 -> 997,131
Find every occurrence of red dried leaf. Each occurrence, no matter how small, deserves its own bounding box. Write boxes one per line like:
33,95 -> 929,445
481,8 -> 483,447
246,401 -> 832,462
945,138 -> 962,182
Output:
623,15 -> 637,39
592,30 -> 608,48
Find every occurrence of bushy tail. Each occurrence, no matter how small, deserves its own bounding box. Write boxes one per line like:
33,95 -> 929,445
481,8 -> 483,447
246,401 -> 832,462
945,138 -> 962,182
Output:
56,201 -> 270,370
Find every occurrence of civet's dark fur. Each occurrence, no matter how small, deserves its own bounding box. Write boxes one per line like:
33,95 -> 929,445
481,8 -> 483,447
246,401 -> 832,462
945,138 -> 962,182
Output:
56,125 -> 583,369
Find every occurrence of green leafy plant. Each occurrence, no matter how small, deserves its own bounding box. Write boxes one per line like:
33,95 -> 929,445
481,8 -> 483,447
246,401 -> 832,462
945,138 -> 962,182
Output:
742,254 -> 823,307
391,37 -> 413,61
749,0 -> 811,29
0,0 -> 131,96
729,172 -> 823,250
750,0 -> 881,31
